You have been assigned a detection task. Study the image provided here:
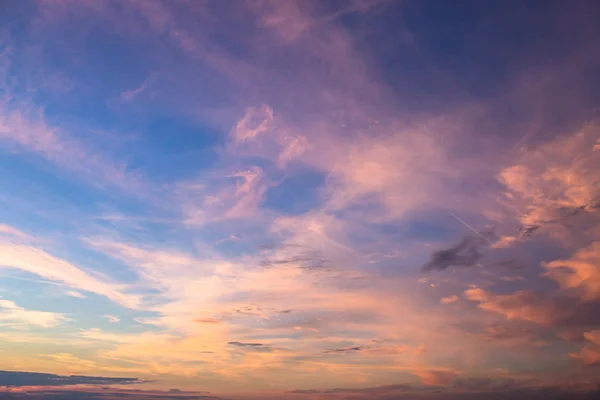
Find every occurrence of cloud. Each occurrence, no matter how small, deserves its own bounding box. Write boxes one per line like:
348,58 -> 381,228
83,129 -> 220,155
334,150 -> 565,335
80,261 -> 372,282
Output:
440,295 -> 459,305
103,315 -> 120,323
0,242 -> 137,309
497,125 -> 600,244
227,341 -> 264,348
82,237 -> 209,292
194,318 -> 220,324
259,245 -> 330,272
0,299 -> 67,328
120,74 -> 156,102
314,129 -> 461,221
64,291 -> 86,299
232,105 -> 274,142
178,166 -> 269,226
0,102 -> 148,196
0,225 -> 31,241
570,330 -> 600,365
543,242 -> 600,301
284,384 -> 600,400
323,346 -> 363,354
287,383 -> 414,395
0,370 -> 141,387
37,353 -> 96,372
464,288 -> 559,325
421,234 -> 492,272
0,389 -> 218,400
452,377 -> 537,391
413,369 -> 458,386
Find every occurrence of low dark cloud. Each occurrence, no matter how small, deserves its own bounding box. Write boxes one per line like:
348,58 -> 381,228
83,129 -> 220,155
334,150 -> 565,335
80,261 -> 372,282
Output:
287,384 -> 600,400
421,234 -> 492,272
323,346 -> 363,354
226,341 -> 276,353
452,377 -> 536,391
0,388 -> 218,400
288,383 -> 413,394
0,371 -> 142,387
227,341 -> 263,347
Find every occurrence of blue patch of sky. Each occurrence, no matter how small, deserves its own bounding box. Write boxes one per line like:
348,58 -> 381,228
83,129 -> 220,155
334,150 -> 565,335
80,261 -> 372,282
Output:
123,115 -> 222,182
0,276 -> 158,333
262,169 -> 326,215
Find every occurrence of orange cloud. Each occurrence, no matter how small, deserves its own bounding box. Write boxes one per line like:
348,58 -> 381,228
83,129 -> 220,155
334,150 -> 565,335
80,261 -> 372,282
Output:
543,242 -> 600,301
569,331 -> 600,365
440,295 -> 459,304
464,288 -> 558,325
412,369 -> 458,386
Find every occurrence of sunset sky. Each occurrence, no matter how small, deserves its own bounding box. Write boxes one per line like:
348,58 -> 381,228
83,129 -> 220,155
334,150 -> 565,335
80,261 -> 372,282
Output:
1,1 -> 600,399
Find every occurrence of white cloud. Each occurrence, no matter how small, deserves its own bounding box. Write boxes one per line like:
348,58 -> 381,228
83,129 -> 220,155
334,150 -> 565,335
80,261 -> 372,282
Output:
104,315 -> 120,323
0,241 -> 138,308
65,290 -> 87,299
0,298 -> 67,328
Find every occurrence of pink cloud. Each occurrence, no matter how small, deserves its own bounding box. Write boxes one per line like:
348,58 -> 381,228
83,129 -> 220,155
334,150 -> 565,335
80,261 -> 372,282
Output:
0,103 -> 149,196
464,288 -> 559,325
412,369 -> 458,386
543,242 -> 600,301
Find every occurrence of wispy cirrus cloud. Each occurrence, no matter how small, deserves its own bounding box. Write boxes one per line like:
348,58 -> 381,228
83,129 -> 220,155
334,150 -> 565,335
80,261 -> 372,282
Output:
0,232 -> 137,308
0,299 -> 67,328
0,102 -> 149,197
0,225 -> 32,241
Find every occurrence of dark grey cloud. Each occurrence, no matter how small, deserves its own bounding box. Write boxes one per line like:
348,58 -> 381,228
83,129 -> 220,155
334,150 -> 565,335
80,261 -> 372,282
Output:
495,258 -> 525,270
232,306 -> 263,317
259,244 -> 331,272
323,346 -> 363,354
557,298 -> 600,328
287,384 -> 600,400
480,323 -> 540,341
421,234 -> 492,272
288,383 -> 413,394
0,388 -> 219,400
227,341 -> 263,347
452,377 -> 536,391
260,252 -> 329,271
519,224 -> 541,238
0,370 -> 142,387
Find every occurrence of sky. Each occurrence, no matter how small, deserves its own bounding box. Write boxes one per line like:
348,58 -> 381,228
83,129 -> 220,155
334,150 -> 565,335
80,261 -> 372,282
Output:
1,0 -> 600,399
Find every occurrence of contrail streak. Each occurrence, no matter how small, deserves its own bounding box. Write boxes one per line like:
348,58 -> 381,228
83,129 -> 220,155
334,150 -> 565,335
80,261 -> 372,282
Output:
449,213 -> 492,243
